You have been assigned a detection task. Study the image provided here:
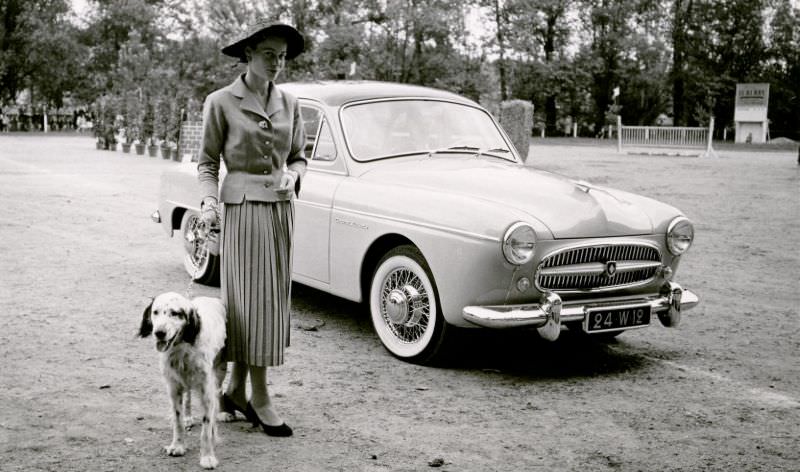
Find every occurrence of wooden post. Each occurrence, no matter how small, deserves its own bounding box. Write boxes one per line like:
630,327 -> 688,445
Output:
616,115 -> 622,153
572,122 -> 577,138
705,116 -> 715,158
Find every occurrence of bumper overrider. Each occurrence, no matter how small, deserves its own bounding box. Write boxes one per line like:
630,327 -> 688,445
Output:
462,282 -> 699,341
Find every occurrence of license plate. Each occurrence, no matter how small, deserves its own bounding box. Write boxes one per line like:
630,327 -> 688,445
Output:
584,305 -> 651,333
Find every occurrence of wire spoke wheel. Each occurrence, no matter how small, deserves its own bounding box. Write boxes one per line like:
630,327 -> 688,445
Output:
180,211 -> 219,286
370,245 -> 447,363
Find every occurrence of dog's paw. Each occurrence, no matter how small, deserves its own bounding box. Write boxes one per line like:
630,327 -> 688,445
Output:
200,455 -> 219,469
217,411 -> 236,423
164,443 -> 186,456
183,415 -> 197,431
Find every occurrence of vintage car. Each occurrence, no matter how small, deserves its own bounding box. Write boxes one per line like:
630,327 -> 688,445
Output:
152,81 -> 699,364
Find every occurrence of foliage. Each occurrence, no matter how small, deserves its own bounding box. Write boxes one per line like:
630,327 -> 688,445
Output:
0,0 -> 797,140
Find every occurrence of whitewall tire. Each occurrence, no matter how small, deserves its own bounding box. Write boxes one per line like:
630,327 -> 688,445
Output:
369,245 -> 448,363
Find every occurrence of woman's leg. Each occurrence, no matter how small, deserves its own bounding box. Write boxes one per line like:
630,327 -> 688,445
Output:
224,361 -> 249,407
249,365 -> 284,426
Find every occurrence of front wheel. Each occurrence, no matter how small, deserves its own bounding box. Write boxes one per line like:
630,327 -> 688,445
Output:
180,211 -> 220,286
369,245 -> 448,364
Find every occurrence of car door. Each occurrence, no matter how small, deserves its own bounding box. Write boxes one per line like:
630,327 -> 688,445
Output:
292,103 -> 347,288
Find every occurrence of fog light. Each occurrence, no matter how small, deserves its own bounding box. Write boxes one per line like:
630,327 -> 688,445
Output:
516,277 -> 531,292
661,266 -> 673,280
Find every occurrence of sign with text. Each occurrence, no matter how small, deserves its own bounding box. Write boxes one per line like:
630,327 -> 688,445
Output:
734,83 -> 769,122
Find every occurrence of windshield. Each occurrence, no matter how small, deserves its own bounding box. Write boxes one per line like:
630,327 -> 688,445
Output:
340,99 -> 514,162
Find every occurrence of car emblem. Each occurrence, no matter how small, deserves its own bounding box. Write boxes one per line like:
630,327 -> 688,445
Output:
605,261 -> 617,278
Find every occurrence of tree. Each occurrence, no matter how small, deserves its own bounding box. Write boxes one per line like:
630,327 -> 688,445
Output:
0,0 -> 86,107
506,0 -> 575,134
762,0 -> 799,139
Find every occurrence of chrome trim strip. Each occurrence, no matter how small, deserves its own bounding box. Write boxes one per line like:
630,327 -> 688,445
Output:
308,167 -> 347,176
539,260 -> 662,276
295,200 -> 331,210
335,207 -> 500,243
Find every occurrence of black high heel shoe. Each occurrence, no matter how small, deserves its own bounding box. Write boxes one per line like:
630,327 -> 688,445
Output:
220,394 -> 250,421
245,402 -> 293,437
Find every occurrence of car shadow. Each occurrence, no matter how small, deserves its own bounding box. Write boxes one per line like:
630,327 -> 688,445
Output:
291,282 -> 654,380
437,328 -> 653,380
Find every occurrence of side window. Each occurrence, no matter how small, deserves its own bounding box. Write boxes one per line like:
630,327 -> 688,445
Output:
313,118 -> 337,162
300,106 -> 322,159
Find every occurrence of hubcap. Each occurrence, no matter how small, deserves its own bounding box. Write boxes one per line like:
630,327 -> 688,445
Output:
380,268 -> 430,344
385,286 -> 423,325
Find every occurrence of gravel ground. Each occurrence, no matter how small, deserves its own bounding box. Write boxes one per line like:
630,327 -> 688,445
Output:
0,134 -> 798,471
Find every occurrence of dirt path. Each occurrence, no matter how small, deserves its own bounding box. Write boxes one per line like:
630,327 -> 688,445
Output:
1,135 -> 798,471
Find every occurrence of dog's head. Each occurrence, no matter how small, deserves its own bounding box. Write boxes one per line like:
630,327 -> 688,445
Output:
138,292 -> 201,351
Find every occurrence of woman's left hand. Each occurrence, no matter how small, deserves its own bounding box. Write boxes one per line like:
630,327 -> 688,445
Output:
276,170 -> 297,197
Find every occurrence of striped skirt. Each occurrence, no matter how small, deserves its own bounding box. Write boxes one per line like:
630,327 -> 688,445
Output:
221,199 -> 294,367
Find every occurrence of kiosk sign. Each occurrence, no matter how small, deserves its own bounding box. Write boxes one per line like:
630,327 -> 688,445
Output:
734,83 -> 769,143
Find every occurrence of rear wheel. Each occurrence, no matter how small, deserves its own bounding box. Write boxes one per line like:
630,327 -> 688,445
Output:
369,245 -> 448,364
180,211 -> 219,286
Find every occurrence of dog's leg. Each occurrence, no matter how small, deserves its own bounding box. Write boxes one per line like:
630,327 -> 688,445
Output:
198,373 -> 219,469
164,383 -> 186,457
183,390 -> 195,430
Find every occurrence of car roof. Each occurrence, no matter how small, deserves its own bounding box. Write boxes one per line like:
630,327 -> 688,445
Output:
278,80 -> 477,107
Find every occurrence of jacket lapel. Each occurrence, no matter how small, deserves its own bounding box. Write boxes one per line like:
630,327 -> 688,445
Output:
265,82 -> 284,117
231,75 -> 269,120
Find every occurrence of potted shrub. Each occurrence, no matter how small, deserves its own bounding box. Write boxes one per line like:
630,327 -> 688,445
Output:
141,94 -> 157,157
102,95 -> 118,151
124,90 -> 142,154
92,100 -> 104,149
169,98 -> 183,161
155,96 -> 172,159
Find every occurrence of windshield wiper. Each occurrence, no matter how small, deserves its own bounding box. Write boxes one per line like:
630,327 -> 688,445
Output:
427,145 -> 480,158
426,145 -> 513,160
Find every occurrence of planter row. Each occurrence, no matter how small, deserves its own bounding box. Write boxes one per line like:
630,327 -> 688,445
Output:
97,141 -> 183,161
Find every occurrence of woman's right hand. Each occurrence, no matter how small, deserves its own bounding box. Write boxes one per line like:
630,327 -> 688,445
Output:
200,198 -> 220,231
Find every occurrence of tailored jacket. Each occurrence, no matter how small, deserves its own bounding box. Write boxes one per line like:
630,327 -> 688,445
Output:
198,75 -> 307,204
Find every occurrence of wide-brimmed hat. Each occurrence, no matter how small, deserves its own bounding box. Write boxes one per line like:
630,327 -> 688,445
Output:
221,20 -> 305,62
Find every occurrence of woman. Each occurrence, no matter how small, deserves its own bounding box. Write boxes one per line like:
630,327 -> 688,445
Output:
197,20 -> 307,437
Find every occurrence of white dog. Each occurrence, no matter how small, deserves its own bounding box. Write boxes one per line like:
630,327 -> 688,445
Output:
138,292 -> 227,469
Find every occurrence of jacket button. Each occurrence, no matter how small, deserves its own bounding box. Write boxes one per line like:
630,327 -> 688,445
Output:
265,140 -> 270,145
258,120 -> 268,129
263,155 -> 269,159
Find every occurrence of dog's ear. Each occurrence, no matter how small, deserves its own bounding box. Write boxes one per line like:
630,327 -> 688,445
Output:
138,298 -> 154,338
182,307 -> 201,345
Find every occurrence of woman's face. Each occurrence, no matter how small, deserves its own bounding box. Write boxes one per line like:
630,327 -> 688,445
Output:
246,36 -> 288,82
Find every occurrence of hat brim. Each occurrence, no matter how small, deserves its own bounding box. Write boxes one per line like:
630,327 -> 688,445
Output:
221,23 -> 305,62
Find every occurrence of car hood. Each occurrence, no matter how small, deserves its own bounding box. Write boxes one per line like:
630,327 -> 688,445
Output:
358,156 -> 659,239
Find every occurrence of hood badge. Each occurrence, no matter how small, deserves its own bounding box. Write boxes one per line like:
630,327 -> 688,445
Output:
605,261 -> 617,278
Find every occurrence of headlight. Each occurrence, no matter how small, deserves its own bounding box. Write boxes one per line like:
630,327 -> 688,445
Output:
666,216 -> 694,255
502,222 -> 536,265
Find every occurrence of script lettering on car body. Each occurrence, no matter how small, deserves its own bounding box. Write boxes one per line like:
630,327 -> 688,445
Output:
335,217 -> 368,230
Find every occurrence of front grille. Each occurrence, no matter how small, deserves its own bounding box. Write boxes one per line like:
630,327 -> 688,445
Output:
536,242 -> 662,293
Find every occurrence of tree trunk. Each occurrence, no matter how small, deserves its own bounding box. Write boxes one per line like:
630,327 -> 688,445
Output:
671,0 -> 691,126
494,0 -> 507,101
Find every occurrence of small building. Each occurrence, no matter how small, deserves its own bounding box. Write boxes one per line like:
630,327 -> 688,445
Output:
734,83 -> 769,143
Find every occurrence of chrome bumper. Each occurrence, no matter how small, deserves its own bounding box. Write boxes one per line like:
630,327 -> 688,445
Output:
462,282 -> 699,341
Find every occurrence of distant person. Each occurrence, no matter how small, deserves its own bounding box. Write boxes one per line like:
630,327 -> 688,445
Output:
197,20 -> 307,437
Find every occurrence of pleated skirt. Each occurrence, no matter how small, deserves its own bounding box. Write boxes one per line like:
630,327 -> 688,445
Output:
221,199 -> 294,367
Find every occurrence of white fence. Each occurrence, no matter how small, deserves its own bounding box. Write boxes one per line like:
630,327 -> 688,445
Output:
617,116 -> 717,157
